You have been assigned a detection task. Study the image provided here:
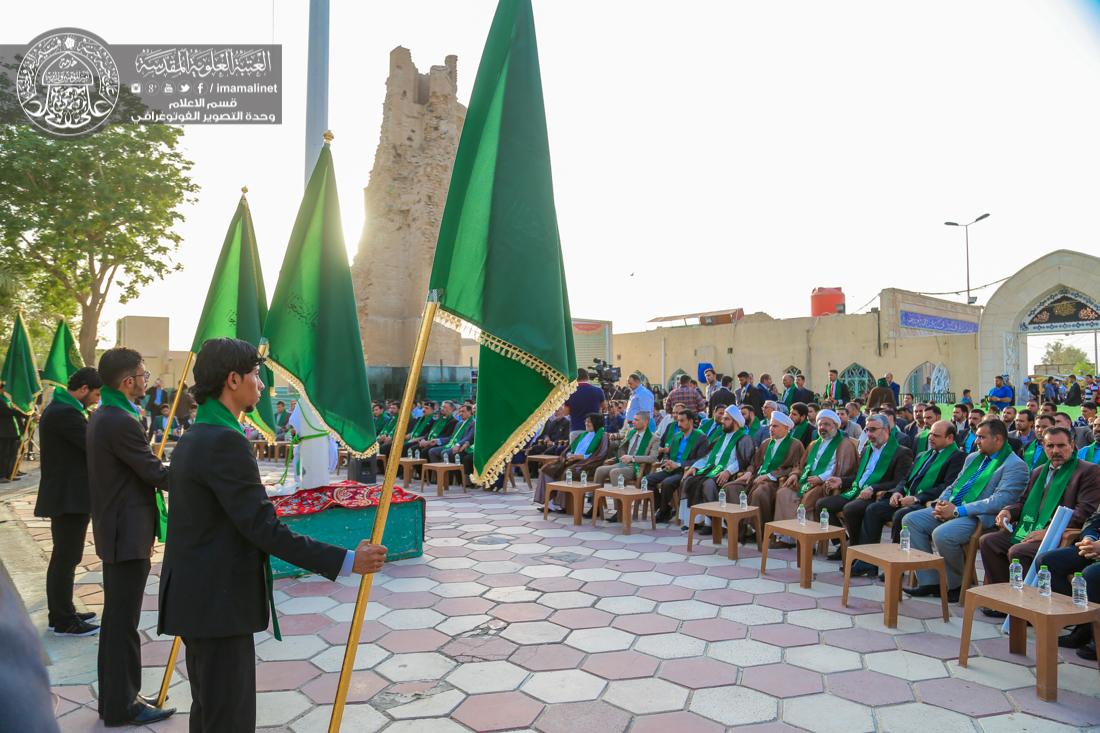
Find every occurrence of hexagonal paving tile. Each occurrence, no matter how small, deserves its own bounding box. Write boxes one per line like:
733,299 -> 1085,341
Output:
633,632 -> 707,659
610,613 -> 678,635
379,608 -> 447,630
375,652 -> 457,682
289,701 -> 387,732
706,638 -> 783,667
655,599 -> 719,620
447,660 -> 529,693
865,650 -> 949,681
689,685 -> 779,726
749,623 -> 820,647
533,700 -> 632,733
431,582 -> 490,598
657,657 -> 739,688
509,644 -> 586,671
500,621 -> 569,645
876,702 -> 981,733
520,669 -> 607,703
491,602 -> 553,622
549,608 -> 614,629
564,627 -> 635,653
913,677 -> 1013,716
581,650 -> 660,680
785,644 -> 863,673
602,677 -> 689,714
827,669 -> 914,706
539,591 -> 597,609
782,692 -> 875,733
377,629 -> 450,653
254,690 -> 312,727
452,691 -> 544,732
785,608 -> 855,630
679,618 -> 748,642
629,711 -> 725,733
595,596 -> 657,615
741,662 -> 824,697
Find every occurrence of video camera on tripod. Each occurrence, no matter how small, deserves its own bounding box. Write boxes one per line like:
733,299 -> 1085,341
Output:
590,359 -> 624,399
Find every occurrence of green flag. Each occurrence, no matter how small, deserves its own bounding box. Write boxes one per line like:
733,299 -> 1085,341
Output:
429,0 -> 576,485
1,312 -> 42,415
191,190 -> 278,441
262,141 -> 376,455
41,319 -> 83,389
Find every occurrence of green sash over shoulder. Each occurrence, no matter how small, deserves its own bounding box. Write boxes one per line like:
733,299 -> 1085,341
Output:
948,442 -> 1014,505
842,437 -> 899,500
100,387 -> 169,542
905,445 -> 959,496
620,428 -> 653,477
916,428 -> 930,455
757,436 -> 794,475
426,416 -> 449,440
661,424 -> 682,448
669,429 -> 705,465
1014,456 -> 1077,543
567,428 -> 605,457
700,428 -> 747,478
1023,439 -> 1048,470
791,420 -> 811,443
51,388 -> 88,419
799,434 -> 843,496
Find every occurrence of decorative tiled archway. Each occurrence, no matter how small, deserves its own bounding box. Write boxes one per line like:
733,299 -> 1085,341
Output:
978,250 -> 1100,397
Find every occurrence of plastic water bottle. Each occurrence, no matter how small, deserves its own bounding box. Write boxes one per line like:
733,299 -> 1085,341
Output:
1037,565 -> 1052,598
739,491 -> 748,509
796,504 -> 806,526
899,523 -> 911,552
1073,572 -> 1088,607
718,488 -> 727,507
1009,558 -> 1023,590
414,449 -> 421,460
407,448 -> 413,458
640,477 -> 648,493
580,471 -> 588,484
819,507 -> 829,530
617,475 -> 625,489
444,451 -> 451,464
566,469 -> 573,484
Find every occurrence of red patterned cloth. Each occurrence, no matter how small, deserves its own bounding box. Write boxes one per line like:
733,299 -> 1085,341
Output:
272,481 -> 420,517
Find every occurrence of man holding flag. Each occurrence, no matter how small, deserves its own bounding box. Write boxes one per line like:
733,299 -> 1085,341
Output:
158,338 -> 386,731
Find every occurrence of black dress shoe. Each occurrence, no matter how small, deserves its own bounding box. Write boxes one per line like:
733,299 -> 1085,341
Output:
850,560 -> 877,577
981,607 -> 1007,619
904,585 -> 941,598
582,509 -> 594,519
105,702 -> 176,727
138,694 -> 167,706
827,550 -> 842,561
606,513 -> 620,524
946,587 -> 961,603
654,509 -> 672,524
1077,640 -> 1097,661
77,611 -> 97,622
1058,624 -> 1093,649
697,525 -> 712,536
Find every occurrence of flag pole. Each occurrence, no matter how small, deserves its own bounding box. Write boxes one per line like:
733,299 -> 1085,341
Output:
9,407 -> 39,480
328,292 -> 439,733
152,350 -> 193,707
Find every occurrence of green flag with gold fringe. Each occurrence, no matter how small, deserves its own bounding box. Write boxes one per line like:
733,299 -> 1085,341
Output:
191,190 -> 278,441
1,312 -> 42,415
262,139 -> 377,455
429,0 -> 576,485
41,319 -> 83,390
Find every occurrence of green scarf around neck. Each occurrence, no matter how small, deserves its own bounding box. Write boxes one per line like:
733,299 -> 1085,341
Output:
1014,455 -> 1077,542
792,420 -> 811,442
427,414 -> 450,440
1081,443 -> 1099,463
758,435 -> 795,475
949,442 -> 1014,505
194,398 -> 245,435
621,427 -> 653,476
567,428 -> 605,457
52,388 -> 88,419
702,428 -> 747,477
100,386 -> 140,420
445,417 -> 472,448
916,428 -> 930,455
799,433 -> 843,496
661,424 -> 682,448
1023,438 -> 1048,470
905,445 -> 959,496
843,436 -> 899,499
670,428 -> 705,465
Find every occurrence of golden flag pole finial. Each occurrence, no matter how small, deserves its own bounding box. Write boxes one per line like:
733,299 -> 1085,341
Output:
322,130 -> 334,143
241,185 -> 249,195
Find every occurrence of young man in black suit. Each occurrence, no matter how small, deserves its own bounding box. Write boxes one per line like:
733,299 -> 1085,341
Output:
35,367 -> 102,636
88,348 -> 173,726
159,338 -> 387,731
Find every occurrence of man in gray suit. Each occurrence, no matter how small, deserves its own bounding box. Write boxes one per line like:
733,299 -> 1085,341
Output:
903,418 -> 1028,602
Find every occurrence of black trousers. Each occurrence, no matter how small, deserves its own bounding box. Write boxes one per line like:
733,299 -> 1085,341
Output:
0,436 -> 18,477
815,494 -> 849,530
647,469 -> 684,511
98,558 -> 150,723
1037,546 -> 1100,602
860,499 -> 896,545
47,513 -> 90,629
183,635 -> 256,732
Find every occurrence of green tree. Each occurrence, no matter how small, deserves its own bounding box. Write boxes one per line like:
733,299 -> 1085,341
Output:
1041,341 -> 1094,373
0,124 -> 198,364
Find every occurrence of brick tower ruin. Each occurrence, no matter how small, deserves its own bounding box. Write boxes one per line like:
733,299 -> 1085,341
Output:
352,47 -> 465,368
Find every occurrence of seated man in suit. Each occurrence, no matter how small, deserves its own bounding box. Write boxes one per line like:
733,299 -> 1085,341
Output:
789,402 -> 816,448
648,410 -> 709,523
534,413 -> 610,509
903,418 -> 1029,602
593,411 -> 660,490
159,338 -> 387,731
775,409 -> 859,526
817,414 -> 913,559
852,420 -> 966,576
414,401 -> 457,455
1079,416 -> 1100,463
979,426 -> 1100,612
1036,506 -> 1100,658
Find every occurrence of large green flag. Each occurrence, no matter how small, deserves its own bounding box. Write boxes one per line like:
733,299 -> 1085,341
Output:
429,0 -> 576,485
191,190 -> 278,441
41,319 -> 83,389
1,312 -> 42,415
262,141 -> 376,455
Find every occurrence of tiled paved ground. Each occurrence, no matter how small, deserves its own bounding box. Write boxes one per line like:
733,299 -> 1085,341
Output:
4,470 -> 1100,732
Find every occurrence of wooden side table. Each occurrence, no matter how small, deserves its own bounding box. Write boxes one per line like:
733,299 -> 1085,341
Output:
423,462 -> 466,497
761,519 -> 848,589
959,583 -> 1100,702
398,457 -> 427,490
686,502 -> 761,560
526,454 -> 560,480
545,481 -> 599,526
592,486 -> 655,535
842,543 -> 950,628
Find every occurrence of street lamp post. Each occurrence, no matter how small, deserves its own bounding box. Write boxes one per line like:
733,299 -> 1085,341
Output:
944,213 -> 990,304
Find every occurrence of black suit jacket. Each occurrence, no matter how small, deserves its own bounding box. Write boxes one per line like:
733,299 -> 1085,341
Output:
792,387 -> 815,405
158,423 -> 346,638
844,444 -> 914,494
34,400 -> 90,517
87,405 -> 169,563
901,448 -> 966,504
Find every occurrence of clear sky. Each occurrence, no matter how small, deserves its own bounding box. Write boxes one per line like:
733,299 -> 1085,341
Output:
8,0 -> 1100,368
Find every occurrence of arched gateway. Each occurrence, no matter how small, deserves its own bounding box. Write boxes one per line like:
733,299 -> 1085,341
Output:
978,250 -> 1100,396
